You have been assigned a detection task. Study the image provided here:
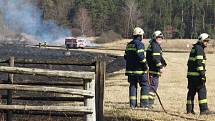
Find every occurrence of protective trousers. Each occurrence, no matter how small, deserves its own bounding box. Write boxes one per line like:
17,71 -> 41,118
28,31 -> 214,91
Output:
148,74 -> 159,107
128,74 -> 149,108
186,77 -> 208,113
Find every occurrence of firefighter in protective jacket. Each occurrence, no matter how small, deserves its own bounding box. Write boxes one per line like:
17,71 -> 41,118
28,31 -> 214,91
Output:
146,30 -> 167,108
186,33 -> 212,115
124,27 -> 149,109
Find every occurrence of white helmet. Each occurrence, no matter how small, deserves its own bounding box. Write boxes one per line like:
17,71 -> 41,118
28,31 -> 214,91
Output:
133,27 -> 144,36
152,30 -> 164,39
198,33 -> 210,42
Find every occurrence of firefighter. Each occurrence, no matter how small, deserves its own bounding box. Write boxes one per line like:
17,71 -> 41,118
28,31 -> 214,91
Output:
124,27 -> 149,109
146,30 -> 167,108
44,41 -> 47,47
186,33 -> 212,115
38,42 -> 42,48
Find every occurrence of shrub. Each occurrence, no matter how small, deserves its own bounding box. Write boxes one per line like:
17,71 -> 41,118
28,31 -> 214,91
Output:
95,30 -> 122,44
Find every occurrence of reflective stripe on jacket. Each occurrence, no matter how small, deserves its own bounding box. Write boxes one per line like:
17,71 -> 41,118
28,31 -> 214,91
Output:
146,40 -> 166,75
187,42 -> 206,77
124,38 -> 147,75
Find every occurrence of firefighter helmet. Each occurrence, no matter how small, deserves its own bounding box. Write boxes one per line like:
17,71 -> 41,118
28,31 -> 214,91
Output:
133,27 -> 144,36
152,30 -> 164,39
198,33 -> 210,42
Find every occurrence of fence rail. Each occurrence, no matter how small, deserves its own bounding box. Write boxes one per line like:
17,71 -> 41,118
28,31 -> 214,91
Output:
0,58 -> 96,66
0,105 -> 93,113
0,66 -> 95,79
0,55 -> 106,121
0,84 -> 94,97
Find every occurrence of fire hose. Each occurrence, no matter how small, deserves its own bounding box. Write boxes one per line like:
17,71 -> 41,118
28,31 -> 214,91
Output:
147,71 -> 167,113
146,71 -> 206,121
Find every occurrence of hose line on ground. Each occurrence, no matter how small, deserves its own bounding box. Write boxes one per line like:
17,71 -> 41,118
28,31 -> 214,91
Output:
147,71 -> 206,121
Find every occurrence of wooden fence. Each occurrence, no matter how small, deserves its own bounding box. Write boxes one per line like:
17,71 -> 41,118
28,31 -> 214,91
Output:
0,55 -> 106,121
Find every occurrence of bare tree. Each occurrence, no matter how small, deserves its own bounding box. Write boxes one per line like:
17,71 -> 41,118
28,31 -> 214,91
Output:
191,1 -> 195,39
123,0 -> 141,38
202,7 -> 206,30
75,7 -> 93,36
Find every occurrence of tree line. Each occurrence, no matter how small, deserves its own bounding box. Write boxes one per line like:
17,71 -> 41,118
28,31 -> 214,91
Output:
40,0 -> 215,39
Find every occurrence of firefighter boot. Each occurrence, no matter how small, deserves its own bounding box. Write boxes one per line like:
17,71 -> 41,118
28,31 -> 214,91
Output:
140,78 -> 149,109
199,103 -> 212,115
148,99 -> 154,109
186,104 -> 195,114
148,91 -> 155,108
129,83 -> 137,108
140,94 -> 149,109
200,110 -> 215,115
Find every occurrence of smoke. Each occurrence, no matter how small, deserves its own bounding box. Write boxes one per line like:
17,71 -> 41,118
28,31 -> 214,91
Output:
0,0 -> 71,45
85,39 -> 99,47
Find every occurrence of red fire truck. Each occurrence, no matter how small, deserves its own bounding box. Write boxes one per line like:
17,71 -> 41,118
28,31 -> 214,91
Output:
65,37 -> 87,49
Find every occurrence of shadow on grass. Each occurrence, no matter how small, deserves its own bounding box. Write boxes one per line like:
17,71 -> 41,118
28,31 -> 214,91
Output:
105,101 -> 164,114
105,116 -> 154,121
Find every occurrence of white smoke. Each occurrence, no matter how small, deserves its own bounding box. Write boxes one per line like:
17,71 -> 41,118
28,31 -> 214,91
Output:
0,0 -> 71,45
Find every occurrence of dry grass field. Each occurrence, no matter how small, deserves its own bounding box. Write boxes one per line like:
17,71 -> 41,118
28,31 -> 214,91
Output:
96,39 -> 215,121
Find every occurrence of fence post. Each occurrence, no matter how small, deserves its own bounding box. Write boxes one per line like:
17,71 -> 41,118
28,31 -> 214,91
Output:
84,79 -> 95,121
95,55 -> 105,121
7,57 -> 14,121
